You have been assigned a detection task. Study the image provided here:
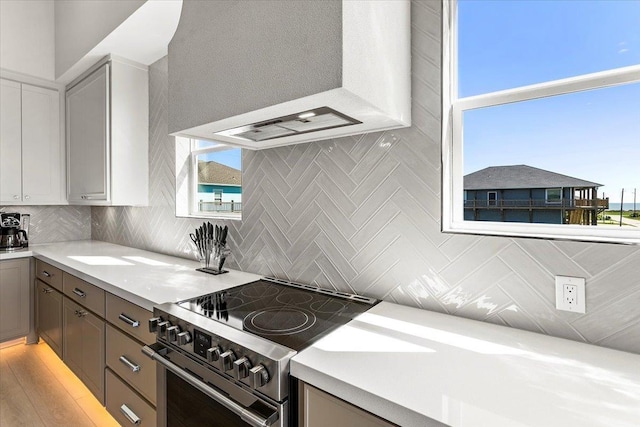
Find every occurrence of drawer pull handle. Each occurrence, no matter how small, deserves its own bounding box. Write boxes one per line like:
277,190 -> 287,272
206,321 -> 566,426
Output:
119,313 -> 140,328
119,355 -> 141,373
120,404 -> 141,425
42,288 -> 53,294
74,309 -> 88,318
73,288 -> 86,298
42,271 -> 52,277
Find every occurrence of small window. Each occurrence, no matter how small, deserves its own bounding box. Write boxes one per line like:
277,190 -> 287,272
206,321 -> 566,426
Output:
487,191 -> 497,206
191,141 -> 242,218
546,188 -> 562,204
176,138 -> 242,220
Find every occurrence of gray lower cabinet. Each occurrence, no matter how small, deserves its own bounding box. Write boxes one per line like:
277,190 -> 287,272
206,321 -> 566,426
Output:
104,293 -> 156,423
300,382 -> 396,427
0,258 -> 30,343
63,297 -> 105,403
35,278 -> 63,357
106,369 -> 156,427
106,324 -> 156,404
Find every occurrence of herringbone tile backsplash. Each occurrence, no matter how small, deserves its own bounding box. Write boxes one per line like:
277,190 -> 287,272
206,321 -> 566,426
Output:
0,205 -> 91,243
92,1 -> 640,354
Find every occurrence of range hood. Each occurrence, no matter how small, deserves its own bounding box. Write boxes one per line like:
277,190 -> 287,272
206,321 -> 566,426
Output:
216,107 -> 361,142
167,0 -> 411,149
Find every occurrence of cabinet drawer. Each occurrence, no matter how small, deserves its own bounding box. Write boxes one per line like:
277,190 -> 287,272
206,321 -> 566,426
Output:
106,293 -> 155,344
63,272 -> 105,317
106,369 -> 156,427
35,260 -> 63,291
106,324 -> 156,405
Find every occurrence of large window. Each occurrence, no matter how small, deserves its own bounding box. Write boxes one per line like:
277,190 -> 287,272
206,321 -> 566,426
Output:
176,138 -> 242,220
443,0 -> 640,244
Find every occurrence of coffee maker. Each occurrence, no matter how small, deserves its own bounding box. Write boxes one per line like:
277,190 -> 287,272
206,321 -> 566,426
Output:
1,212 -> 29,251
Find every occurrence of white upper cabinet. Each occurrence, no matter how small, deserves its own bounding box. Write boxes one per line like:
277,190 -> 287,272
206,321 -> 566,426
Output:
168,0 -> 411,149
67,62 -> 110,202
22,85 -> 64,203
66,56 -> 148,206
1,78 -> 64,205
0,79 -> 22,203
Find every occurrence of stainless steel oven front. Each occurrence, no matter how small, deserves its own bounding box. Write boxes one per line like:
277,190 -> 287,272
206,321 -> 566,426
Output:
143,278 -> 376,427
144,342 -> 286,427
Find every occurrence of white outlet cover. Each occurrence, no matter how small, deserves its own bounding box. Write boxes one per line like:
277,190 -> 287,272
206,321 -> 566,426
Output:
555,276 -> 586,313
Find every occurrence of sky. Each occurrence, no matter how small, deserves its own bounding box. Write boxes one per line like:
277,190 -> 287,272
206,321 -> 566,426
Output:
197,145 -> 242,170
459,0 -> 640,203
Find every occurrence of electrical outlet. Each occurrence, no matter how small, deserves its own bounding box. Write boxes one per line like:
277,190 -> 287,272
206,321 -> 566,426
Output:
555,276 -> 586,313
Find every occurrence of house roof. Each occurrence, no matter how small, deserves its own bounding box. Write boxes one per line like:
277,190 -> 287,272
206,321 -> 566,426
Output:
464,165 -> 602,190
198,160 -> 241,186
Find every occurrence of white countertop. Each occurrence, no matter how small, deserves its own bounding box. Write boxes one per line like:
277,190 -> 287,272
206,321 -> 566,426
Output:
291,301 -> 640,427
0,248 -> 33,260
3,240 -> 260,311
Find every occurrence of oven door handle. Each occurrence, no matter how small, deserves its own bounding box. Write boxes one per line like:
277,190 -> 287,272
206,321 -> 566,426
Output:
142,345 -> 277,427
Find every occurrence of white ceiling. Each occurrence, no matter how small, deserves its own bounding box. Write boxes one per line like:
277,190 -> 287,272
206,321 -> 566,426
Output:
57,0 -> 182,84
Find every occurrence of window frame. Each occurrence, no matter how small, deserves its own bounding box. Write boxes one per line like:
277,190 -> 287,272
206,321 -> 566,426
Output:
487,191 -> 497,206
442,0 -> 640,244
545,188 -> 562,205
175,137 -> 242,220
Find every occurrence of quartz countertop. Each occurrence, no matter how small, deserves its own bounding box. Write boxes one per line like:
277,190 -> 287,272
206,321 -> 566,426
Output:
12,240 -> 260,311
0,248 -> 33,260
291,301 -> 640,427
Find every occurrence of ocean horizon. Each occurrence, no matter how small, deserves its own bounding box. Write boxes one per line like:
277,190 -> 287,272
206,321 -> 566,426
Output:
608,203 -> 638,211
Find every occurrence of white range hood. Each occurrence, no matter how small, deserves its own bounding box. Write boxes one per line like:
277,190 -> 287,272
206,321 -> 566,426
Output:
167,0 -> 411,149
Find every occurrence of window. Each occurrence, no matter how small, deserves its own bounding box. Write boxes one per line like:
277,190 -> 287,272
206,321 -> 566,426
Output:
176,138 -> 242,220
487,191 -> 497,206
443,0 -> 640,244
545,189 -> 562,204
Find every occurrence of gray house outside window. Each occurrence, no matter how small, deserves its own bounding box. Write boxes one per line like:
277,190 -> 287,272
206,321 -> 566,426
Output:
463,165 -> 608,225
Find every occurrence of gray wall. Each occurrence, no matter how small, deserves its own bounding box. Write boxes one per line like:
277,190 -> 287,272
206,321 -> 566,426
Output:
0,206 -> 91,243
92,2 -> 640,354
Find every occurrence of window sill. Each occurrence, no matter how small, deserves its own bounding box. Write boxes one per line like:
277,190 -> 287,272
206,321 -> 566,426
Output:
176,212 -> 241,221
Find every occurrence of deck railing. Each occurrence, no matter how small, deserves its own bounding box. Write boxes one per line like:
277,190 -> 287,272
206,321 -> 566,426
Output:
198,201 -> 242,213
464,198 -> 609,209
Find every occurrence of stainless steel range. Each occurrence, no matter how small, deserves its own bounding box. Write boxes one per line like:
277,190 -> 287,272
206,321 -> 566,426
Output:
143,277 -> 378,427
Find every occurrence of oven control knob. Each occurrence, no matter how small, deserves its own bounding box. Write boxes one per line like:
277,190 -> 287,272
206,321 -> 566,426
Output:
249,364 -> 270,388
148,317 -> 162,333
207,346 -> 221,363
166,325 -> 180,343
177,331 -> 192,346
220,350 -> 237,371
157,321 -> 170,336
233,357 -> 252,380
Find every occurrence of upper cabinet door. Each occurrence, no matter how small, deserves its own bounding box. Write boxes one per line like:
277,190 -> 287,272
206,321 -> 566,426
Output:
1,79 -> 65,205
22,84 -> 62,203
67,63 -> 110,203
0,79 -> 22,203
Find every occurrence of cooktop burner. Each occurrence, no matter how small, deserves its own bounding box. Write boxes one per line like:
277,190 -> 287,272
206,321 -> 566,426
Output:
177,278 -> 378,351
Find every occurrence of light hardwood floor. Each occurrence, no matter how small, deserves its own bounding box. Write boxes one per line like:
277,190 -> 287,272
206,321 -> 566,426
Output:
0,340 -> 120,427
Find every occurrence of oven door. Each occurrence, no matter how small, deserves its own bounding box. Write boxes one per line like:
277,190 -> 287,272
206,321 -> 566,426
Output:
143,343 -> 286,427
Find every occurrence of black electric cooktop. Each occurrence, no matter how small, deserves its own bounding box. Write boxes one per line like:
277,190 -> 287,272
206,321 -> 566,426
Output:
177,279 -> 378,351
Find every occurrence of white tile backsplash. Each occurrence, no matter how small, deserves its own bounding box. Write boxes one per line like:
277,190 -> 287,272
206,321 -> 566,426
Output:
0,205 -> 91,243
